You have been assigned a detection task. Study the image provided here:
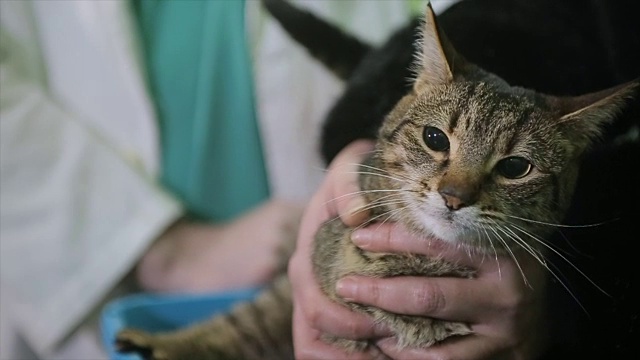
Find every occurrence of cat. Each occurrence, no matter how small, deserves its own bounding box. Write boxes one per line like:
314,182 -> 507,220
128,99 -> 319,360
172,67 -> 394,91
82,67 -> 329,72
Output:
115,0 -> 639,359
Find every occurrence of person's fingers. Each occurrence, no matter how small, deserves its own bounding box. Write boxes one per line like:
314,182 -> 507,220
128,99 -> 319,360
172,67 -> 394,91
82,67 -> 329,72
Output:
350,222 -> 550,282
323,139 -> 375,227
335,252 -> 546,323
376,334 -> 519,360
289,251 -> 391,339
350,223 -> 485,268
291,264 -> 392,360
351,223 -> 471,263
292,307 -> 386,360
336,275 -> 502,322
289,139 -> 390,359
304,300 -> 391,340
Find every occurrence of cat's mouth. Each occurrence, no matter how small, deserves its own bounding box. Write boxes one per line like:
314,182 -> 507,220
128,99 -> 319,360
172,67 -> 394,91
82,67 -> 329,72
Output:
411,196 -> 482,246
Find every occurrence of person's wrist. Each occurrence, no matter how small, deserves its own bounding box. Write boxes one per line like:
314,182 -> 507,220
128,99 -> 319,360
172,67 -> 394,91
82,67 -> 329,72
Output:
136,219 -> 222,291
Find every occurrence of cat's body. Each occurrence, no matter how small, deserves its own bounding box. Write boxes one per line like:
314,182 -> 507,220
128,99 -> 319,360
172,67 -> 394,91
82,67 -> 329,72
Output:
116,0 -> 640,359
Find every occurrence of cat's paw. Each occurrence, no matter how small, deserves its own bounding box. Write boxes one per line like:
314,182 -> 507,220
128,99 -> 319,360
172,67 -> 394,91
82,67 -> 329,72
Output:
115,329 -> 170,360
387,314 -> 473,349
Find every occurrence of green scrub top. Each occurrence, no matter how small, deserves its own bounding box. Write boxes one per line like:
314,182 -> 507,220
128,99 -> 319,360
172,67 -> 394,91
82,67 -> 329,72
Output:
133,0 -> 269,222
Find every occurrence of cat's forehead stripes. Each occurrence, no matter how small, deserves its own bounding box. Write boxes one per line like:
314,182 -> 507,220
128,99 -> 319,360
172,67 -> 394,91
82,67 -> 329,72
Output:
453,83 -> 544,156
383,117 -> 418,143
447,84 -> 478,132
504,106 -> 537,154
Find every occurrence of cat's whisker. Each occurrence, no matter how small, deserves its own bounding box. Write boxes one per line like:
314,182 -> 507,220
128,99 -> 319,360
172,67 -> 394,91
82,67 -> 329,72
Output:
472,227 -> 488,265
354,162 -> 417,182
486,222 -> 531,287
496,222 -> 561,290
364,197 -> 407,210
323,189 -> 406,206
555,228 -> 595,260
346,170 -> 412,185
500,223 -> 555,268
478,223 -> 502,278
507,222 -> 609,297
353,201 -> 405,218
492,221 -> 547,267
505,226 -> 590,315
352,206 -> 407,231
322,201 -> 402,227
503,213 -> 611,228
349,194 -> 408,214
351,162 -> 396,175
506,222 -> 568,264
375,205 -> 413,230
360,203 -> 415,231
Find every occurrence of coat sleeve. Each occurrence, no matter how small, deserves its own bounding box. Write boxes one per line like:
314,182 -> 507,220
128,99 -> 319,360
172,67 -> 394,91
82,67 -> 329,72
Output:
0,5 -> 183,357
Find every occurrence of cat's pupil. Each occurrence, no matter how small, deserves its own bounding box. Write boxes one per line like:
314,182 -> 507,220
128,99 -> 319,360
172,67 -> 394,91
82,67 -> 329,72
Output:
423,126 -> 450,151
496,156 -> 532,179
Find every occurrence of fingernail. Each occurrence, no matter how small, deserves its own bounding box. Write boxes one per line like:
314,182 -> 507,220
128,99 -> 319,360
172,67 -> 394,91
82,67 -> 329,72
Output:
336,277 -> 357,301
351,229 -> 373,249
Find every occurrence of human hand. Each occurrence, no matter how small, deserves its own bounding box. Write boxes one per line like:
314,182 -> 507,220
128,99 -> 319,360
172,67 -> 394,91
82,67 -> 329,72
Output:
289,138 -> 549,360
137,199 -> 303,293
337,223 -> 549,360
289,139 -> 396,359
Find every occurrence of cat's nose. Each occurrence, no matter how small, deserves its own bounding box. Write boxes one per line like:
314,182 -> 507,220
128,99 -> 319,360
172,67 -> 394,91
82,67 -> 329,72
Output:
438,184 -> 479,211
440,193 -> 466,210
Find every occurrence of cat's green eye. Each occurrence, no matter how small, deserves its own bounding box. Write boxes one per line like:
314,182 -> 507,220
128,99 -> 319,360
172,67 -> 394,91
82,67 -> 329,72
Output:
423,126 -> 450,152
496,156 -> 532,179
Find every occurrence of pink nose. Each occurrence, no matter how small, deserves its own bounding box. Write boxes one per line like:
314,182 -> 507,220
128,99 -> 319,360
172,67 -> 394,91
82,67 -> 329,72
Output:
440,193 -> 465,210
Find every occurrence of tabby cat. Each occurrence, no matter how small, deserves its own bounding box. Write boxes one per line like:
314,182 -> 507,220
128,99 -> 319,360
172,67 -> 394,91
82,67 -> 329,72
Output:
115,1 -> 639,359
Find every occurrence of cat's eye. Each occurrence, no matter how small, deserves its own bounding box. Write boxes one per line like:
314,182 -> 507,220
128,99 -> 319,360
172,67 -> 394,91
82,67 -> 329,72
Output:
423,126 -> 450,152
496,156 -> 532,179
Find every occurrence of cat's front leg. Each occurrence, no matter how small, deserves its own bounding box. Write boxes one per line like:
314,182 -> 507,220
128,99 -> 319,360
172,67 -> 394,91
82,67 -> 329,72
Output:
318,334 -> 388,358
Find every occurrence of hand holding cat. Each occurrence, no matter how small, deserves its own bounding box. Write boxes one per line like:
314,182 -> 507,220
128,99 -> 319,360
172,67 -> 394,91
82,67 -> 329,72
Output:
290,139 -> 549,359
289,139 -> 393,359
339,223 -> 549,360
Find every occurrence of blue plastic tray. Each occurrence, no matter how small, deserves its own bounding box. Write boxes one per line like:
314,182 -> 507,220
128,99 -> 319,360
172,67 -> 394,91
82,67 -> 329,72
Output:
100,288 -> 261,360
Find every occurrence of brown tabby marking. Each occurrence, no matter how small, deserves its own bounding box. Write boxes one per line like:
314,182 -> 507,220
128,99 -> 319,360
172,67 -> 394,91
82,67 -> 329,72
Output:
115,3 -> 638,360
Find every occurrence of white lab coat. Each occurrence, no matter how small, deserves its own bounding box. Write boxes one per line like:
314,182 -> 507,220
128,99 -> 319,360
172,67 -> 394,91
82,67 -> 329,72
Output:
0,0 -> 446,358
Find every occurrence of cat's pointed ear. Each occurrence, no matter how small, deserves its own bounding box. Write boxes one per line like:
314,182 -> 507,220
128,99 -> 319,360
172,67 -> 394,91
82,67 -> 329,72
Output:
413,3 -> 468,92
552,79 -> 639,149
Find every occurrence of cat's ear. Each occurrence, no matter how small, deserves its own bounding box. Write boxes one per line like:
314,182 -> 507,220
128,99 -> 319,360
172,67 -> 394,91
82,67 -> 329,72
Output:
413,3 -> 468,92
552,79 -> 639,149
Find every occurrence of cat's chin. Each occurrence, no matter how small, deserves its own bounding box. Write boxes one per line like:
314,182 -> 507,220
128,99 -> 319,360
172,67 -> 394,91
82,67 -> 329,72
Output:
411,211 -> 481,248
413,204 -> 495,251
409,199 -> 484,247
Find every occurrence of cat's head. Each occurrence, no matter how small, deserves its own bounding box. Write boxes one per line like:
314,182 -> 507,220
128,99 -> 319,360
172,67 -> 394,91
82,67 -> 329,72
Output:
374,3 -> 638,251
